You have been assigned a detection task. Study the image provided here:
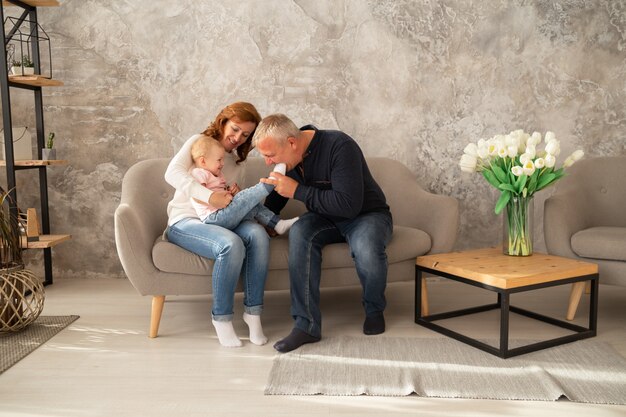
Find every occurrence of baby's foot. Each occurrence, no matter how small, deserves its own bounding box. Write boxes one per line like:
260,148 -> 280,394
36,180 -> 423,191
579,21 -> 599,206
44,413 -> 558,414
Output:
274,217 -> 299,235
269,163 -> 287,179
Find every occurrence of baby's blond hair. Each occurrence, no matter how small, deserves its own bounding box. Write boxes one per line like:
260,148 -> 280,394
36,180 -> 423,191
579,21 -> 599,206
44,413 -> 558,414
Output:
191,135 -> 223,162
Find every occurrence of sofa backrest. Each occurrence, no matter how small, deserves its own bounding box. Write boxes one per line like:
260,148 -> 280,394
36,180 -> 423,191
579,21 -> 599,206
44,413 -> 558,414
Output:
123,157 -> 418,240
241,157 -> 429,228
119,158 -> 173,242
555,156 -> 626,227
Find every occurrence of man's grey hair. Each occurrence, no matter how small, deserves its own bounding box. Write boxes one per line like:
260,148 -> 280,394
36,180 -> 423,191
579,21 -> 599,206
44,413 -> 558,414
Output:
252,113 -> 300,147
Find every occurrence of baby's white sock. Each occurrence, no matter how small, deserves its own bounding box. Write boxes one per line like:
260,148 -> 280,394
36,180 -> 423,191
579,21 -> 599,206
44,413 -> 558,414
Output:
212,319 -> 242,347
274,217 -> 299,235
269,163 -> 287,179
243,312 -> 268,346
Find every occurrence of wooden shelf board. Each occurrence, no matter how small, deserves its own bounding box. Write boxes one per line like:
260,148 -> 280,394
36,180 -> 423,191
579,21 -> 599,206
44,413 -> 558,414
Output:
3,0 -> 59,6
22,234 -> 71,249
8,75 -> 63,87
0,159 -> 68,166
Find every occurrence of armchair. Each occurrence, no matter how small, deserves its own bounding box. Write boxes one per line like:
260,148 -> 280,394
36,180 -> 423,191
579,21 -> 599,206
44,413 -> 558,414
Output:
544,156 -> 626,320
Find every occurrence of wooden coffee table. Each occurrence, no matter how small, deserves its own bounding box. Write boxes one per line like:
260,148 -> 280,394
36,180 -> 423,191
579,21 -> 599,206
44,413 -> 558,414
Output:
415,247 -> 599,358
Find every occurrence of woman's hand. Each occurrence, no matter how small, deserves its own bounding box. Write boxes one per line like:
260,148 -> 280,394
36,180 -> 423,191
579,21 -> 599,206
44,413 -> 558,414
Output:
209,190 -> 233,209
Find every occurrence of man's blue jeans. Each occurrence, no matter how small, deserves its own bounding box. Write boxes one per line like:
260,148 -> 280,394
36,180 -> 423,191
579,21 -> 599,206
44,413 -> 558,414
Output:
166,218 -> 270,321
287,210 -> 393,338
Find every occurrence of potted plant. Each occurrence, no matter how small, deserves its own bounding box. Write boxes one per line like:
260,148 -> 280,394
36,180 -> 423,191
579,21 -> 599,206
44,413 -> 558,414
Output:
0,190 -> 44,332
21,56 -> 35,75
10,59 -> 22,75
42,132 -> 56,160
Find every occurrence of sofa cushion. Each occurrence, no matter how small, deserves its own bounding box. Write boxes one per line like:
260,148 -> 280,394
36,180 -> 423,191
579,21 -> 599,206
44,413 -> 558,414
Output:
153,237 -> 215,275
571,227 -> 626,262
153,225 -> 431,275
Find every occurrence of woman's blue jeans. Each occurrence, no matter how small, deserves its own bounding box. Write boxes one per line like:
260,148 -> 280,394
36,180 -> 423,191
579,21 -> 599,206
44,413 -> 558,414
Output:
166,217 -> 269,321
287,210 -> 393,338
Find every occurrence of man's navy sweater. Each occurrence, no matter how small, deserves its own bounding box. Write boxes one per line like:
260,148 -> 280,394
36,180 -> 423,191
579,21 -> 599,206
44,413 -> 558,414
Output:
265,125 -> 390,223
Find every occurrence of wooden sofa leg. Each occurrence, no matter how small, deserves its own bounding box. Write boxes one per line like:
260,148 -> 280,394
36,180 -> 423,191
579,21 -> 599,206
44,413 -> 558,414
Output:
149,295 -> 165,338
566,282 -> 585,321
421,279 -> 429,316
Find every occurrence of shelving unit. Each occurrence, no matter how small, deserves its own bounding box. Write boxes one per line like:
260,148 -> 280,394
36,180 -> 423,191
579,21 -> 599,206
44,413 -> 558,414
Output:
1,0 -> 69,285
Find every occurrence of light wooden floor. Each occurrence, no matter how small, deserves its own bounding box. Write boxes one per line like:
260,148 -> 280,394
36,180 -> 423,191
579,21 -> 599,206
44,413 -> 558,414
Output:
1,277 -> 624,417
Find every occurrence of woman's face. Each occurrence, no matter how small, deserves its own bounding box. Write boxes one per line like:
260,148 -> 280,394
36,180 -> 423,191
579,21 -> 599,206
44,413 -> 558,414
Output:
220,118 -> 257,153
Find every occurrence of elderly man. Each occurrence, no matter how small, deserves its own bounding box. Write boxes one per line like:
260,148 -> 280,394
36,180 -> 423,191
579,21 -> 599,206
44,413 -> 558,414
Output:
252,114 -> 393,353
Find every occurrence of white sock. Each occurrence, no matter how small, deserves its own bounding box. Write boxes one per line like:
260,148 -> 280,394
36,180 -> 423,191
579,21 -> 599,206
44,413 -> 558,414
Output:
269,163 -> 287,179
274,217 -> 299,235
243,312 -> 268,346
212,319 -> 242,347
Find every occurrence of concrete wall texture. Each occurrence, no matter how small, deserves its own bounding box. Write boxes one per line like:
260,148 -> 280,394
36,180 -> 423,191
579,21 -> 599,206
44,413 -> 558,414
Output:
3,0 -> 625,279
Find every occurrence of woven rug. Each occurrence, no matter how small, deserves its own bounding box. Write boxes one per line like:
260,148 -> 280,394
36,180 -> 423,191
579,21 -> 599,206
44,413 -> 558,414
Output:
0,315 -> 79,375
265,336 -> 626,404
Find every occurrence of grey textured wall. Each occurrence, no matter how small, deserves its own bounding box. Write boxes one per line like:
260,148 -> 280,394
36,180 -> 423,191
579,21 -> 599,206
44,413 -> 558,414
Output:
3,0 -> 625,279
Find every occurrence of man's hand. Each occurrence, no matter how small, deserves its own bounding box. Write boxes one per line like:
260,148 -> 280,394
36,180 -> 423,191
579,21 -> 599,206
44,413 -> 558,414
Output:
260,172 -> 297,198
209,190 -> 233,209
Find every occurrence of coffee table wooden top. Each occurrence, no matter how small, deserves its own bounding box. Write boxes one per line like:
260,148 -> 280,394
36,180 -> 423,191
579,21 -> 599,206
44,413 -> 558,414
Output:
416,247 -> 598,289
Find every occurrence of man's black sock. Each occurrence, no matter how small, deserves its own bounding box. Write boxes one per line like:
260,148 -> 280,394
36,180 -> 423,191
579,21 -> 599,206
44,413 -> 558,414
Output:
273,328 -> 321,353
363,312 -> 385,335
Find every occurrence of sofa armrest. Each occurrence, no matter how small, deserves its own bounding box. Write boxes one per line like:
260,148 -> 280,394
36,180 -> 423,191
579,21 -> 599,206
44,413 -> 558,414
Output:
544,190 -> 589,258
412,188 -> 459,254
114,203 -> 161,295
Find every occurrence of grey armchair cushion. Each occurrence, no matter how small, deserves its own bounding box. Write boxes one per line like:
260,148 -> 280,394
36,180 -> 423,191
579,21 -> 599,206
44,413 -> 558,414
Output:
572,227 -> 626,262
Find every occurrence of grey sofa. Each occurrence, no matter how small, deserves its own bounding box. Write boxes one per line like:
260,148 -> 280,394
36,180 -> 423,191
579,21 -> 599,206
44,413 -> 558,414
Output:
544,156 -> 626,320
115,157 -> 459,337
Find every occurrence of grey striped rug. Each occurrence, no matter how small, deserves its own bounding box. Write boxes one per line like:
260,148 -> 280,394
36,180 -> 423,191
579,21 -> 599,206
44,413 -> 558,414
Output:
265,336 -> 626,404
0,315 -> 79,374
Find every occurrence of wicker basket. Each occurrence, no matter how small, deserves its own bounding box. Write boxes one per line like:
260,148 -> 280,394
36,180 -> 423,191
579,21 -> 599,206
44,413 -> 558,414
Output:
0,265 -> 44,333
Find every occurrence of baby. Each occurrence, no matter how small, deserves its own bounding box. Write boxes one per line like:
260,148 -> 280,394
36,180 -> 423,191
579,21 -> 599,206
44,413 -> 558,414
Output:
190,135 -> 298,234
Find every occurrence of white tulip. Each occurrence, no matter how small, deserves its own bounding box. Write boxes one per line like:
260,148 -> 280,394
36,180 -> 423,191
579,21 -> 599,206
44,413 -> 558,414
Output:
544,154 -> 556,168
525,144 -> 536,159
511,166 -> 524,176
530,131 -> 542,146
545,139 -> 560,156
459,153 -> 478,172
507,145 -> 518,158
534,157 -> 545,168
519,153 -> 532,165
545,131 -> 556,143
563,149 -> 585,168
497,145 -> 508,158
522,160 -> 536,176
487,142 -> 499,156
477,145 -> 489,159
464,143 -> 478,156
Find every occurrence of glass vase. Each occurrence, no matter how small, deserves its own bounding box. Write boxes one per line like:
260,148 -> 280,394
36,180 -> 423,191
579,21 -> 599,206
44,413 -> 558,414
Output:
503,195 -> 533,256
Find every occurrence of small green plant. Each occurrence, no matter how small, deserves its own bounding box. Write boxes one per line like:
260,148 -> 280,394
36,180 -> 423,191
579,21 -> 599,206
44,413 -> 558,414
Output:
46,132 -> 55,149
22,56 -> 34,68
11,59 -> 21,67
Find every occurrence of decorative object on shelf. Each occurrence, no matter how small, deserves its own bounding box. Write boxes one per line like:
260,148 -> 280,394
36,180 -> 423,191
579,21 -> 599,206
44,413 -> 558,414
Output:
0,127 -> 33,160
20,56 -> 35,75
4,16 -> 53,78
459,130 -> 585,256
10,59 -> 21,75
41,131 -> 55,160
0,190 -> 44,333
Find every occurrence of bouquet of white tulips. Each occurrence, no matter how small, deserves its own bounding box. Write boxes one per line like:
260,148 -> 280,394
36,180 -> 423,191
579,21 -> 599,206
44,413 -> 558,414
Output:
459,130 -> 584,215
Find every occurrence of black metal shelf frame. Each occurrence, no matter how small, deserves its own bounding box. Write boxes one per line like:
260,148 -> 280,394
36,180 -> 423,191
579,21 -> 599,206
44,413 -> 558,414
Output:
1,1 -> 54,285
